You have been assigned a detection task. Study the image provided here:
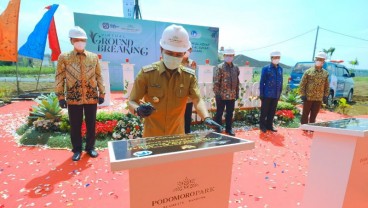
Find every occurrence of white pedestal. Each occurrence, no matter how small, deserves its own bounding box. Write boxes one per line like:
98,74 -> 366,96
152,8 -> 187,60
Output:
108,133 -> 255,208
238,66 -> 253,83
197,65 -> 214,83
121,63 -> 135,98
98,61 -> 111,107
301,118 -> 368,208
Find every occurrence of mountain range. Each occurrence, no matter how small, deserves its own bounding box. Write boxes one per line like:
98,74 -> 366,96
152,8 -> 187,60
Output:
233,54 -> 291,69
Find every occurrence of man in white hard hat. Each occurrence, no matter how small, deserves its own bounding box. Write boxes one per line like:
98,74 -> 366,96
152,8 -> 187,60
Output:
299,51 -> 329,125
55,26 -> 105,161
128,24 -> 222,137
213,48 -> 240,136
259,50 -> 283,133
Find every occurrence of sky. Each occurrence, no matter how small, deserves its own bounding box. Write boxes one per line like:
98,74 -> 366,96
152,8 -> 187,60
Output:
1,0 -> 367,69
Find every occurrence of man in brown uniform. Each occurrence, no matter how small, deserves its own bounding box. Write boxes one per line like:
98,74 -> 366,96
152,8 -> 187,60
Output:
55,26 -> 105,161
299,51 -> 329,125
128,24 -> 222,137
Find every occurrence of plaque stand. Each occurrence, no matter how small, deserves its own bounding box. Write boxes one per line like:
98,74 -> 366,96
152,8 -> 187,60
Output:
108,133 -> 254,208
121,63 -> 135,99
301,118 -> 368,208
129,153 -> 233,208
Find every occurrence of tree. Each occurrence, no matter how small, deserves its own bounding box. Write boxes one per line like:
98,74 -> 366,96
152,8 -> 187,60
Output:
322,47 -> 336,60
349,58 -> 359,73
349,58 -> 359,68
328,47 -> 335,59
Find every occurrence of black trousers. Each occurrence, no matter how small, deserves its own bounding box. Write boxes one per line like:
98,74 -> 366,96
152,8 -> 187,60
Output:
68,104 -> 97,153
214,98 -> 235,131
260,98 -> 278,129
184,102 -> 193,134
301,100 -> 322,124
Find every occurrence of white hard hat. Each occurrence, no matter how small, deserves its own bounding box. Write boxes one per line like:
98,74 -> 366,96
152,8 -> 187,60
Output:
223,48 -> 235,55
69,26 -> 87,39
160,24 -> 190,52
315,51 -> 327,59
270,50 -> 281,57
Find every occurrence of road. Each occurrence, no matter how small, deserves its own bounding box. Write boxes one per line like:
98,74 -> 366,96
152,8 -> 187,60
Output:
0,77 -> 54,82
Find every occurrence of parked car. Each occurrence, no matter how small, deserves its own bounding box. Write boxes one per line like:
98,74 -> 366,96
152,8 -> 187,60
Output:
287,61 -> 355,106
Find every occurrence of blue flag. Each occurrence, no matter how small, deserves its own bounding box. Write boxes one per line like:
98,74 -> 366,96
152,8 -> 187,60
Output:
18,4 -> 59,60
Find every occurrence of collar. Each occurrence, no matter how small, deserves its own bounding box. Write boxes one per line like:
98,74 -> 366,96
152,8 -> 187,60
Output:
224,62 -> 233,67
269,63 -> 279,69
72,50 -> 87,56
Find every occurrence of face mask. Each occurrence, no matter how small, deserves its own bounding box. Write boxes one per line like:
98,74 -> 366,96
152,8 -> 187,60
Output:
315,61 -> 323,67
224,56 -> 234,63
162,53 -> 183,70
73,41 -> 86,51
272,59 -> 280,65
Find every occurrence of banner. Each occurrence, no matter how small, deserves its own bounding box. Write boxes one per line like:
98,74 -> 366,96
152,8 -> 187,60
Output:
18,4 -> 59,60
46,6 -> 61,61
122,0 -> 135,18
0,0 -> 21,62
74,13 -> 219,90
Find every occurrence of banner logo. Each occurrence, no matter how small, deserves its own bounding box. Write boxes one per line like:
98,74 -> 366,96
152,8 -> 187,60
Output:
99,22 -> 142,33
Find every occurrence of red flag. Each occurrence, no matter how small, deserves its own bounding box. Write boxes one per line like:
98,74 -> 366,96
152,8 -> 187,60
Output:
46,5 -> 61,61
0,0 -> 21,62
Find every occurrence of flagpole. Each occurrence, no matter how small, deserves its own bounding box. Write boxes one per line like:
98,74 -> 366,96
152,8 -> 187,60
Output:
15,62 -> 20,95
35,60 -> 43,91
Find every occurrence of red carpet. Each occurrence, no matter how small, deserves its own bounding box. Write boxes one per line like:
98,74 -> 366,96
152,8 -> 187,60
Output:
0,93 -> 365,208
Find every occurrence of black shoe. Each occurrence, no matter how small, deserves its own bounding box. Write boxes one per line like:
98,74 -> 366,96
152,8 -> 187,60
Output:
72,152 -> 81,161
226,129 -> 235,136
260,127 -> 267,133
268,127 -> 277,132
86,150 -> 98,158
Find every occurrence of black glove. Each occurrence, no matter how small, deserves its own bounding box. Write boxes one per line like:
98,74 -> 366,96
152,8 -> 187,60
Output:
215,94 -> 221,100
98,97 -> 105,104
204,118 -> 223,133
301,96 -> 306,102
59,99 -> 67,108
136,102 -> 155,118
323,96 -> 328,104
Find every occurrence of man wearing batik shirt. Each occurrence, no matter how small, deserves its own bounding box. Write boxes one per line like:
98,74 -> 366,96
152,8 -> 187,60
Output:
55,26 -> 105,161
259,50 -> 283,133
299,51 -> 329,125
213,48 -> 240,136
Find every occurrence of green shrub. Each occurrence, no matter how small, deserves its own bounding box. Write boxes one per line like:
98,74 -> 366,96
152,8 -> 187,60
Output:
277,101 -> 295,110
281,92 -> 302,106
29,93 -> 62,121
59,114 -> 70,133
16,124 -> 30,136
336,98 -> 351,115
96,111 -> 124,122
234,108 -> 260,125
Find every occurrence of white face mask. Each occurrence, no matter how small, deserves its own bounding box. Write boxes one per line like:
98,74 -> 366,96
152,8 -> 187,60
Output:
224,56 -> 234,63
315,61 -> 323,67
272,59 -> 280,65
73,41 -> 86,51
162,53 -> 183,70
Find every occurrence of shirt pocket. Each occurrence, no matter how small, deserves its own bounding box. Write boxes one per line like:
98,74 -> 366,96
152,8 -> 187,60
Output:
148,87 -> 163,98
175,85 -> 188,98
